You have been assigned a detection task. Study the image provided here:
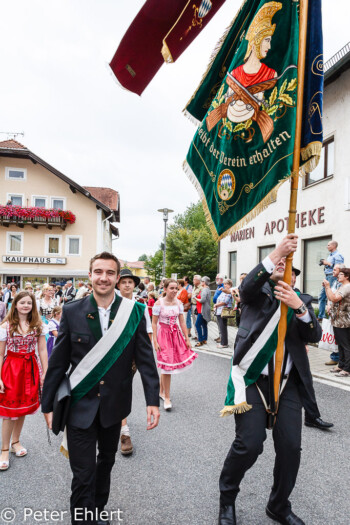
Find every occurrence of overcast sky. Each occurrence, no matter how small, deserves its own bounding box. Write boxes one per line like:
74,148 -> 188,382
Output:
0,1 -> 348,261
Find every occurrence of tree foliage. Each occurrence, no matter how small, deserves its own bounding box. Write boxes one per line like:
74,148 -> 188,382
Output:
165,202 -> 218,280
144,249 -> 163,285
138,254 -> 147,261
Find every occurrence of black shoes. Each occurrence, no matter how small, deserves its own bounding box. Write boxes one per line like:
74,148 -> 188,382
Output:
266,507 -> 305,525
304,417 -> 334,430
218,504 -> 236,525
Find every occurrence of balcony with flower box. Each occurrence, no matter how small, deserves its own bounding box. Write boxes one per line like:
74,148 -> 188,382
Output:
0,205 -> 76,230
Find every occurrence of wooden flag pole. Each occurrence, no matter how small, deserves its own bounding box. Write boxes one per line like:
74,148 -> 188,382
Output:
273,0 -> 309,405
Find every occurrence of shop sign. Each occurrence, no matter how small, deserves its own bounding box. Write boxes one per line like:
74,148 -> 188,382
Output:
2,256 -> 67,264
264,206 -> 325,235
230,227 -> 255,242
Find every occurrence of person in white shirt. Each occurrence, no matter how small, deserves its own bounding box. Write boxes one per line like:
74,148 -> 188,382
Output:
75,281 -> 88,300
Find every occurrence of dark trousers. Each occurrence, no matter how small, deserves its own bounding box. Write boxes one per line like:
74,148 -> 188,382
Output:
67,412 -> 121,525
195,313 -> 208,342
333,326 -> 350,372
217,314 -> 228,346
219,373 -> 302,517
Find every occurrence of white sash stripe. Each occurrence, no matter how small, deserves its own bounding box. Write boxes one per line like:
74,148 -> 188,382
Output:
230,306 -> 281,404
240,306 -> 281,371
70,298 -> 135,391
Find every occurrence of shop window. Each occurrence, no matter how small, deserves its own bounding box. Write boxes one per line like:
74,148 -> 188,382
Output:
305,138 -> 334,187
7,232 -> 23,254
51,197 -> 66,210
5,167 -> 26,181
67,236 -> 81,256
258,245 -> 275,262
303,236 -> 332,299
229,252 -> 237,286
23,276 -> 48,288
46,235 -> 61,255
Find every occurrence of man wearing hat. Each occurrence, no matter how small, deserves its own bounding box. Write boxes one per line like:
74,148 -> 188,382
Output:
291,267 -> 333,432
117,268 -> 154,455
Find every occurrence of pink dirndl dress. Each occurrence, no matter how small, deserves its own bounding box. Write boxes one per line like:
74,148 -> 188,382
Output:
154,298 -> 198,374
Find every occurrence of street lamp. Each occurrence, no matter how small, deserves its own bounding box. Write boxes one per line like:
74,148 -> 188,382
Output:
157,208 -> 174,278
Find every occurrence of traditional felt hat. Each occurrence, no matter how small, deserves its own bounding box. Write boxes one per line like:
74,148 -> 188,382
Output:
292,266 -> 301,276
119,268 -> 140,287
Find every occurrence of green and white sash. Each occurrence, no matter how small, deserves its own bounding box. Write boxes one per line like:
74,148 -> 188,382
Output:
60,297 -> 145,456
220,304 -> 295,417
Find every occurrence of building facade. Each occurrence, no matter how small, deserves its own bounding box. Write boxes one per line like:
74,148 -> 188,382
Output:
119,259 -> 147,281
219,43 -> 350,299
0,140 -> 120,287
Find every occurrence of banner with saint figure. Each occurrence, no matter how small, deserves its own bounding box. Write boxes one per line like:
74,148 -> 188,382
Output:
184,0 -> 323,240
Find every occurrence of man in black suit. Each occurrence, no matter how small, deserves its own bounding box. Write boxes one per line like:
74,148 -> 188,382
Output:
42,252 -> 160,525
219,235 -> 322,525
290,267 -> 333,431
62,280 -> 76,303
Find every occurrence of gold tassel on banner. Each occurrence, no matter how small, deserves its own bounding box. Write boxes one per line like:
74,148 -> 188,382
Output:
220,402 -> 253,417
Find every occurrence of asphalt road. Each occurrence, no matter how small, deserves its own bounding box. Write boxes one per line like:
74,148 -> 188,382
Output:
1,351 -> 349,525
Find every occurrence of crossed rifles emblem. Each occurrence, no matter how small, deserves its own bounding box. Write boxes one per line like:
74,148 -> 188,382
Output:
206,65 -> 296,143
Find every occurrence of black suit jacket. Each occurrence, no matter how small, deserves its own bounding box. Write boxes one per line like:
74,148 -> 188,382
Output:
63,286 -> 76,303
235,262 -> 322,405
41,294 -> 159,429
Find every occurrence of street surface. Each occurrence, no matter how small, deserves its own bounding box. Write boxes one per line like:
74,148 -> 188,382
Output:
1,350 -> 349,525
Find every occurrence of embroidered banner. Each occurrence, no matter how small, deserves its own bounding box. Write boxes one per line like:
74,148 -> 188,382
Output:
110,0 -> 226,96
184,0 -> 323,240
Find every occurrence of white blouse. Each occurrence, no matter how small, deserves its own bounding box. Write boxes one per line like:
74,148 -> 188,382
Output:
0,322 -> 48,341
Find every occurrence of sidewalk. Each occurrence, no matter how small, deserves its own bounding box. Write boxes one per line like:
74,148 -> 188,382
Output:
193,321 -> 350,390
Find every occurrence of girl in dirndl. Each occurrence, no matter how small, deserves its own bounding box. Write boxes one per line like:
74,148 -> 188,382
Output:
152,278 -> 198,411
0,291 -> 48,471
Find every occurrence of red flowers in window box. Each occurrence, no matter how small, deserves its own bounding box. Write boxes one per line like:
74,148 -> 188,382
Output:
0,205 -> 76,224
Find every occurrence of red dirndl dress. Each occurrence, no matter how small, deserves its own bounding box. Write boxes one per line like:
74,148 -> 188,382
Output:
0,324 -> 42,419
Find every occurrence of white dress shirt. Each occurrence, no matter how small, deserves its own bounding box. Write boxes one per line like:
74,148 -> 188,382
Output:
97,298 -> 114,334
261,256 -> 311,376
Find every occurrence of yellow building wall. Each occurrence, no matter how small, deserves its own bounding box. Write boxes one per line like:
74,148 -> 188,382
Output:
0,157 -> 106,283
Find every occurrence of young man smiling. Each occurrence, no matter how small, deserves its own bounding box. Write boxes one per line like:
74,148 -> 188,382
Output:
42,252 -> 160,525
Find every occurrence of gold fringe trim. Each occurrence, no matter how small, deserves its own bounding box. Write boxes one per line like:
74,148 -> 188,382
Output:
183,109 -> 202,127
220,402 -> 253,417
161,40 -> 174,64
300,140 -> 322,161
183,0 -> 249,112
183,159 -> 290,242
183,159 -> 220,240
60,444 -> 69,459
300,141 -> 322,175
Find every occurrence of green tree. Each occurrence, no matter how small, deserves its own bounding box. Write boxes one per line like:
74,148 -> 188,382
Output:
138,254 -> 147,262
144,249 -> 163,284
165,202 -> 218,280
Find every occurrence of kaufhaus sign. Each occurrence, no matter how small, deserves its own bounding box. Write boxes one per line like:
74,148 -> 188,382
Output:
2,256 -> 67,264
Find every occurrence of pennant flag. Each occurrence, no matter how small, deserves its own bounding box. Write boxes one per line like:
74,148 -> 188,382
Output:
109,0 -> 226,96
184,0 -> 323,240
